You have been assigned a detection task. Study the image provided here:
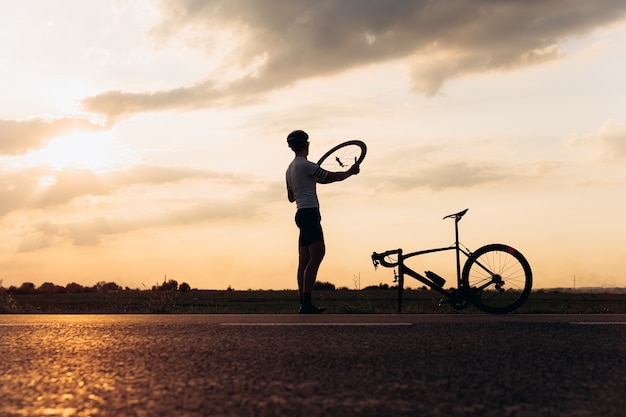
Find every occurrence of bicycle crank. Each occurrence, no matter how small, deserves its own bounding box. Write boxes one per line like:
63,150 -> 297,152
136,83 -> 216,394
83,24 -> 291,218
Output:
439,289 -> 470,310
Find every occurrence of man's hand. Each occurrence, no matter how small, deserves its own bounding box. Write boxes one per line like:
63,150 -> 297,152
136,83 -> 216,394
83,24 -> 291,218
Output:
348,160 -> 360,176
321,158 -> 361,183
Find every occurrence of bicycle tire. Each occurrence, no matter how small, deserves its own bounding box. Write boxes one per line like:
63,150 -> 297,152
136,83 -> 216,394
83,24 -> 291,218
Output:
317,140 -> 367,172
461,244 -> 532,314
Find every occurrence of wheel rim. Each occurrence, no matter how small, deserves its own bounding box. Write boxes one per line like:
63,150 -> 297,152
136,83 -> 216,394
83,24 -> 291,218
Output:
463,244 -> 532,313
317,140 -> 366,172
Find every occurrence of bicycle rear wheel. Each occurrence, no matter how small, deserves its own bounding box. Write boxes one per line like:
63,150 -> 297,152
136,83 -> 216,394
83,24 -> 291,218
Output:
461,244 -> 532,314
317,140 -> 366,172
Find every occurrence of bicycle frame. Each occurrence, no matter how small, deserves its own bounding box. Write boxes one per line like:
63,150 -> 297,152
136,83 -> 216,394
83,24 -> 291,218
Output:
372,209 -> 471,313
373,209 -> 534,314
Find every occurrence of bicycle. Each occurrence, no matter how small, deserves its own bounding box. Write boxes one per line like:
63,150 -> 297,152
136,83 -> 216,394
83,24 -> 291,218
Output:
371,209 -> 532,314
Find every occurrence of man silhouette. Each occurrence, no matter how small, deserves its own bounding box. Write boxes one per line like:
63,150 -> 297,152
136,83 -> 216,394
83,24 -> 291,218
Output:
285,130 -> 360,314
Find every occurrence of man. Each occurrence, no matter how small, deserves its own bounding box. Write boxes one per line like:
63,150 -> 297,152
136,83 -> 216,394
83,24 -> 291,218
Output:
285,130 -> 360,314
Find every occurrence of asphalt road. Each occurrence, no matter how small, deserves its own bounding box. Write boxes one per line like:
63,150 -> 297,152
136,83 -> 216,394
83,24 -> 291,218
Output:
1,314 -> 624,417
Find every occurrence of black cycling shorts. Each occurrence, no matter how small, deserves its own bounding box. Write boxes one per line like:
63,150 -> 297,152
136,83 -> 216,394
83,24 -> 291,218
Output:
295,208 -> 324,247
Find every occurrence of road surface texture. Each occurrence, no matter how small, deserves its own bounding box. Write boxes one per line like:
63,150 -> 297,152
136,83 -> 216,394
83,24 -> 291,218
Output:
1,314 -> 624,417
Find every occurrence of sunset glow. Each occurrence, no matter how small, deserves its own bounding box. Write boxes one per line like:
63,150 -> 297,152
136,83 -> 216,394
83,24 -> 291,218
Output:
28,131 -> 130,172
1,1 -> 625,291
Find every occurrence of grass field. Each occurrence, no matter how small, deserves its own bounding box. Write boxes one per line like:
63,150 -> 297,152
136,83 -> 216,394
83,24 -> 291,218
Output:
2,289 -> 625,314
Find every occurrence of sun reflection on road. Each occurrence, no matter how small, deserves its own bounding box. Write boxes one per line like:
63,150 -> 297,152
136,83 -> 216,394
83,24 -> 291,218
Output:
0,316 -> 132,417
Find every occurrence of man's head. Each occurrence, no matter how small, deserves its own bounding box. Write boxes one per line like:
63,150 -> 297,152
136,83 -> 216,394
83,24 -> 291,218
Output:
287,130 -> 309,152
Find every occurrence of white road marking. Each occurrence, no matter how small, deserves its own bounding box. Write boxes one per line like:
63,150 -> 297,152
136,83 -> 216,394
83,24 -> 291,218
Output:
221,323 -> 413,326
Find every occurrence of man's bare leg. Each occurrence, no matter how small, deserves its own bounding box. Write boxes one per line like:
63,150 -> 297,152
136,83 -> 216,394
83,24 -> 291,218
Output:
300,241 -> 326,313
297,245 -> 310,303
303,241 -> 325,293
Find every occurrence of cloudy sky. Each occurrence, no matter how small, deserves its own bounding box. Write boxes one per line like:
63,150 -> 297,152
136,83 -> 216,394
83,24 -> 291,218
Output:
1,0 -> 625,291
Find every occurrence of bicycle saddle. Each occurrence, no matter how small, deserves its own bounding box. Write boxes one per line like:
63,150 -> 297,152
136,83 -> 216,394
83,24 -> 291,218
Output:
443,208 -> 468,220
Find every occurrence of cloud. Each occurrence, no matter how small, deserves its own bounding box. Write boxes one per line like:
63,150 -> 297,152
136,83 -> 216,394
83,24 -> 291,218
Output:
23,184 -> 279,248
372,156 -> 560,192
563,119 -> 626,161
0,164 -> 245,220
596,119 -> 626,160
81,0 -> 626,120
0,161 -> 280,251
381,161 -> 506,192
408,44 -> 565,96
0,117 -> 103,155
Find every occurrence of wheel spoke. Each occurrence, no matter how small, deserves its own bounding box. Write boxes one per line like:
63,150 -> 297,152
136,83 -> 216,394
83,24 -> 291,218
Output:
317,140 -> 367,172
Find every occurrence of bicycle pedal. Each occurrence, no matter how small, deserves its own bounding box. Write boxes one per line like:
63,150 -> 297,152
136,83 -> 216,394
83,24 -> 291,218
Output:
425,271 -> 446,287
439,298 -> 450,306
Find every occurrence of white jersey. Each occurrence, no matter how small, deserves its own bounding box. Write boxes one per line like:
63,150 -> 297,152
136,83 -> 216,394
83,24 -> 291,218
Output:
286,156 -> 329,209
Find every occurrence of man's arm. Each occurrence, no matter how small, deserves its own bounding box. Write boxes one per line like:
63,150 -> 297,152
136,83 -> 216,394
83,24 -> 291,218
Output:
287,185 -> 295,202
318,162 -> 360,184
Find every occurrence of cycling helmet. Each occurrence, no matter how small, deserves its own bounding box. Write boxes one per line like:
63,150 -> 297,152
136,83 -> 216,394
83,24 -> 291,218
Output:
286,130 -> 309,151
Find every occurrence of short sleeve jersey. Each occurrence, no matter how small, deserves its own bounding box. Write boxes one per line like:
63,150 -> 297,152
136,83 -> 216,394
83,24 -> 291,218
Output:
286,156 -> 329,209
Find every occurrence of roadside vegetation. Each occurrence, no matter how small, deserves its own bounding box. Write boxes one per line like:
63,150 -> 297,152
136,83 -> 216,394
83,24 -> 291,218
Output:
1,279 -> 624,314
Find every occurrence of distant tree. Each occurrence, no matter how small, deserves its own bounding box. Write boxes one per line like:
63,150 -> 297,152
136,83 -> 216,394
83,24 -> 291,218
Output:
65,282 -> 85,293
96,282 -> 121,292
313,281 -> 336,290
363,283 -> 390,290
179,282 -> 191,292
15,282 -> 36,295
84,285 -> 98,293
39,282 -> 65,294
156,278 -> 178,291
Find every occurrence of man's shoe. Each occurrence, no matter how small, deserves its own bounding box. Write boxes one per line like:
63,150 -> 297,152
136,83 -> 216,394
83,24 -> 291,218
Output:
298,304 -> 326,314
